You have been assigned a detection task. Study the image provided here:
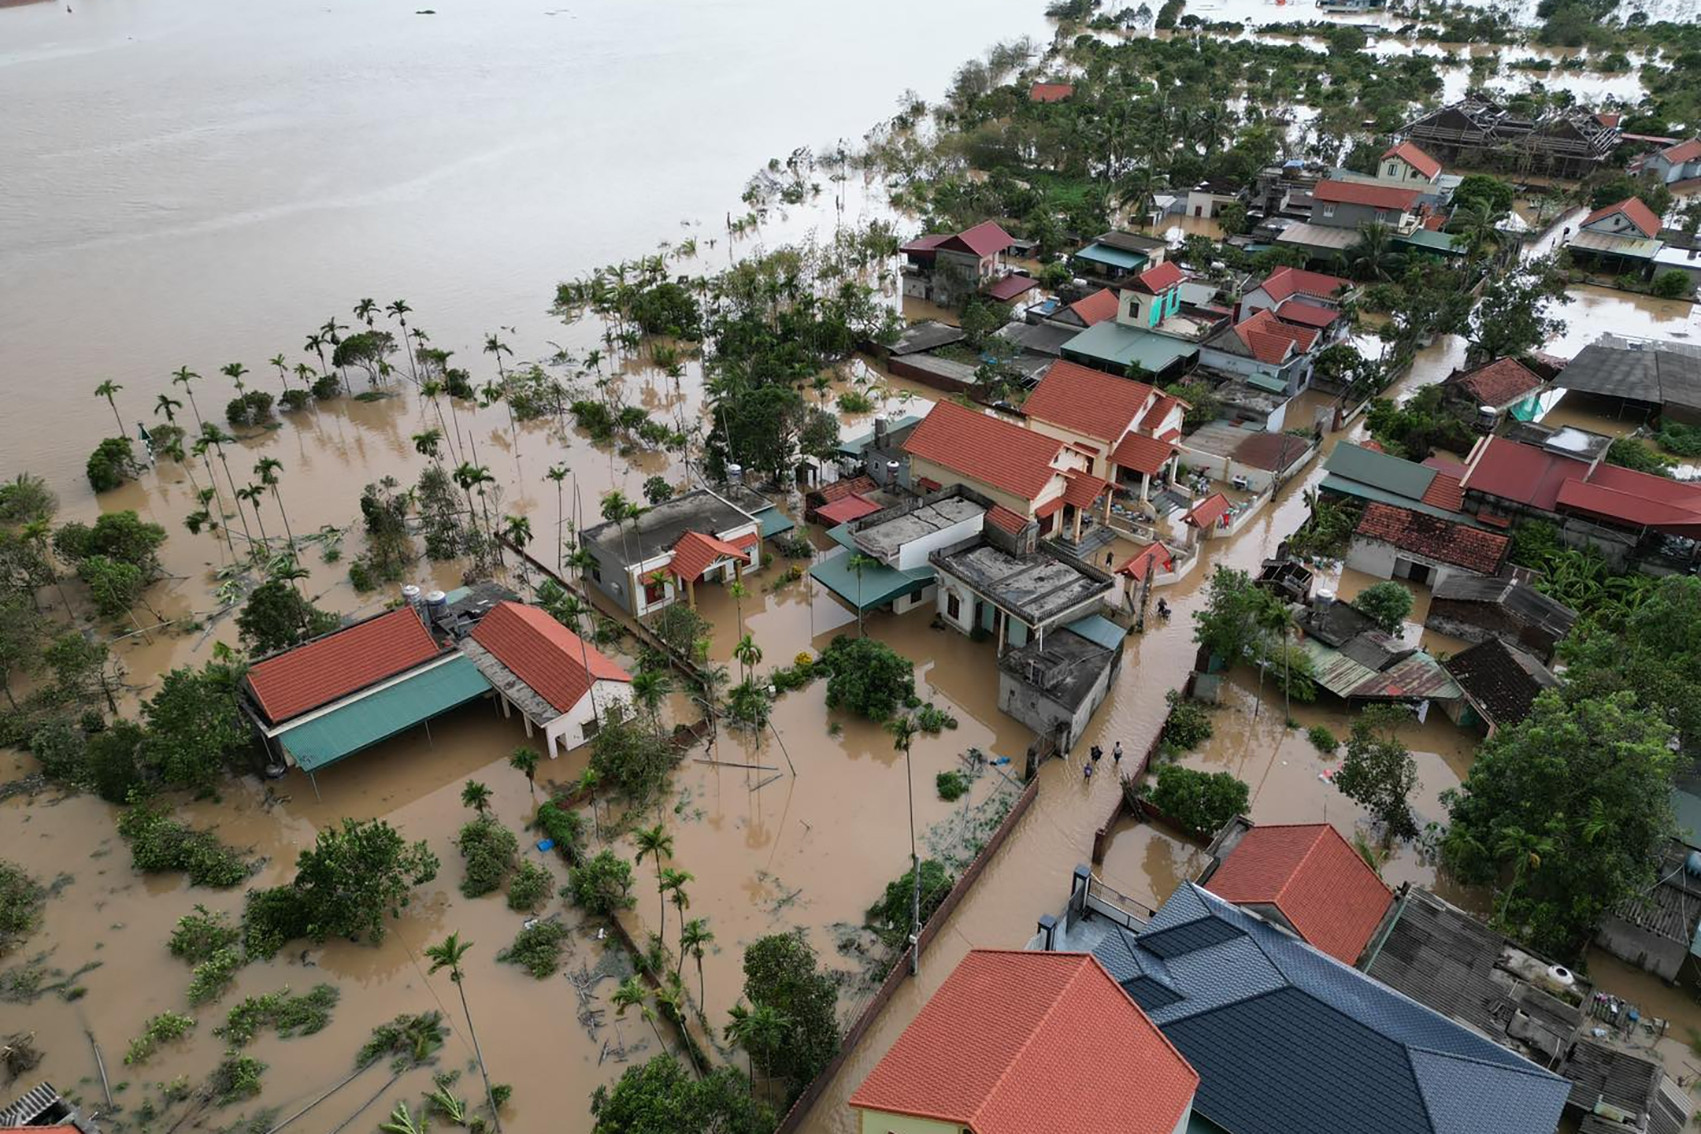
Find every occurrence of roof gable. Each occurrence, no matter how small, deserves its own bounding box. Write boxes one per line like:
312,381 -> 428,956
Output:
1023,359 -> 1155,441
1313,179 -> 1423,210
1579,196 -> 1662,238
1258,266 -> 1349,305
903,399 -> 1066,501
1132,260 -> 1185,294
246,608 -> 442,724
1659,138 -> 1701,163
1205,824 -> 1392,963
1355,502 -> 1510,574
941,220 -> 1015,258
1449,357 -> 1544,408
1381,141 -> 1443,179
469,601 -> 629,714
1067,288 -> 1120,327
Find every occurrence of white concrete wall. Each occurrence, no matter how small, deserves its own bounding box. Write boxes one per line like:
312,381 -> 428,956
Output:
1377,158 -> 1435,187
1347,536 -> 1470,588
936,576 -> 978,635
893,583 -> 937,615
893,516 -> 983,572
856,1108 -> 961,1134
544,679 -> 634,758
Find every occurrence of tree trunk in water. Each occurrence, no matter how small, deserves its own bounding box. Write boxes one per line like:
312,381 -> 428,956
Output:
455,981 -> 502,1134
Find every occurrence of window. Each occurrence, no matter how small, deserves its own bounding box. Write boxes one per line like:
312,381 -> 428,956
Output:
644,577 -> 666,604
1374,209 -> 1388,223
947,592 -> 961,621
1321,203 -> 1336,219
589,561 -> 602,582
1385,162 -> 1398,177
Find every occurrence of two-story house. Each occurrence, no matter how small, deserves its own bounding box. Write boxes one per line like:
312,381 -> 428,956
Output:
1197,307 -> 1322,396
1236,266 -> 1352,347
1020,359 -> 1186,502
1565,196 -> 1665,275
900,220 -> 1029,306
1375,141 -> 1443,189
1310,179 -> 1421,231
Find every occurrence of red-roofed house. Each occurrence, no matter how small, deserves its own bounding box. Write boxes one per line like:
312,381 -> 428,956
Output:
1347,501 -> 1511,585
1441,357 -> 1546,424
1579,196 -> 1662,240
1028,80 -> 1075,103
1019,360 -> 1186,498
580,486 -> 762,616
1204,823 -> 1394,965
903,399 -> 1091,533
901,220 -> 1020,306
468,601 -> 632,758
849,950 -> 1199,1134
1378,141 -> 1444,187
1311,179 -> 1422,232
1643,138 -> 1701,186
1567,196 -> 1666,274
245,607 -> 445,726
1198,307 -> 1323,395
1048,287 -> 1120,329
1120,260 -> 1187,328
1236,267 -> 1352,350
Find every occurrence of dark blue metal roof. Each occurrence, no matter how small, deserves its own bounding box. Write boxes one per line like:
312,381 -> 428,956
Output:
1092,885 -> 1570,1134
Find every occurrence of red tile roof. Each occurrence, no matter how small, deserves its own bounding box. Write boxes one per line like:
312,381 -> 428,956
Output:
1313,179 -> 1422,211
815,494 -> 881,526
1062,471 -> 1110,509
1131,260 -> 1184,294
1595,111 -> 1622,129
1023,360 -> 1155,441
1381,140 -> 1442,180
246,608 -> 442,724
1659,138 -> 1701,163
1118,540 -> 1178,582
849,950 -> 1198,1134
1274,299 -> 1342,329
1460,437 -> 1582,511
1029,81 -> 1075,102
1232,431 -> 1310,473
817,475 -> 878,505
469,601 -> 629,714
941,220 -> 1015,258
668,530 -> 750,581
1559,462 -> 1701,533
1067,287 -> 1120,326
1206,824 -> 1393,964
985,504 -> 1028,534
1231,308 -> 1318,366
1110,432 -> 1179,476
1580,196 -> 1662,238
1354,502 -> 1509,574
1184,492 -> 1232,530
1420,472 -> 1465,511
985,274 -> 1037,302
903,398 -> 1064,502
1140,393 -> 1182,432
1257,266 -> 1349,305
899,233 -> 950,255
1449,357 -> 1544,409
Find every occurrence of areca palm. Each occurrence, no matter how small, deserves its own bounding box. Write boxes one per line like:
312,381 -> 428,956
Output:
171,366 -> 206,429
612,974 -> 668,1055
633,823 -> 674,936
412,429 -> 444,463
221,361 -> 249,396
733,633 -> 762,685
461,779 -> 493,814
200,425 -> 253,549
848,554 -> 879,635
94,380 -> 125,437
153,393 -> 182,425
1494,825 -> 1556,925
507,746 -> 539,796
452,463 -> 495,535
354,297 -> 378,329
631,668 -> 672,727
269,353 -> 291,391
502,514 -> 532,551
679,917 -> 713,1001
725,1002 -> 789,1092
385,300 -> 417,383
546,464 -> 570,574
304,332 -> 330,379
188,438 -> 234,557
254,457 -> 297,559
424,932 -> 500,1132
660,868 -> 692,939
236,484 -> 270,553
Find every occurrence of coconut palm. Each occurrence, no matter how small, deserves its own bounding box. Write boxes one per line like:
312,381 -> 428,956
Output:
354,297 -> 378,329
461,779 -> 493,815
153,393 -> 182,425
612,974 -> 668,1055
725,1002 -> 789,1093
733,633 -> 762,686
254,457 -> 297,559
424,932 -> 500,1132
631,668 -> 672,728
507,746 -> 539,796
1494,825 -> 1556,925
679,917 -> 713,1002
634,823 -> 674,937
386,300 -> 417,383
1345,222 -> 1407,283
171,366 -> 206,429
93,381 -> 125,437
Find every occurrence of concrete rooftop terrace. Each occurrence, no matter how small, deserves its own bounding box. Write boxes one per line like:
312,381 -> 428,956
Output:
935,543 -> 1111,625
853,496 -> 986,561
579,487 -> 755,565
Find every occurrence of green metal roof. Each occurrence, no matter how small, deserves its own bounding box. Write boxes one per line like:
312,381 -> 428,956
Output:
1300,638 -> 1382,698
808,552 -> 932,611
824,522 -> 859,551
1322,442 -> 1436,501
753,506 -> 795,539
1062,321 -> 1198,374
1318,476 -> 1487,525
1065,613 -> 1125,651
1073,242 -> 1148,271
1246,372 -> 1289,394
838,414 -> 924,457
278,655 -> 491,773
1397,229 -> 1464,255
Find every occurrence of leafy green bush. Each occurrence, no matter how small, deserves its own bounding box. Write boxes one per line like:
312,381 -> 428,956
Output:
216,984 -> 339,1046
1353,582 -> 1414,635
311,374 -> 341,399
117,803 -> 251,888
915,703 -> 958,734
0,859 -> 45,955
279,388 -> 312,411
125,1011 -> 195,1065
1606,437 -> 1674,478
1162,690 -> 1213,751
1652,269 -> 1694,299
866,860 -> 954,947
210,1052 -> 266,1105
1308,725 -> 1340,754
187,946 -> 244,1005
935,770 -> 970,801
836,391 -> 875,413
818,635 -> 915,722
1656,421 -> 1701,458
86,437 -> 135,493
506,860 -> 552,912
533,801 -> 585,861
168,905 -> 240,964
496,920 -> 570,979
1142,763 -> 1250,839
224,390 -> 275,427
456,816 -> 518,898
565,850 -> 636,918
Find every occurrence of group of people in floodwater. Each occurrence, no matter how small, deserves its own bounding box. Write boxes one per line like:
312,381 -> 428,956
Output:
1082,739 -> 1123,780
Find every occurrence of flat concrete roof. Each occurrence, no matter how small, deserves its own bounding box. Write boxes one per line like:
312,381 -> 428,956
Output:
853,497 -> 986,561
935,544 -> 1111,625
999,627 -> 1116,710
580,487 -> 754,566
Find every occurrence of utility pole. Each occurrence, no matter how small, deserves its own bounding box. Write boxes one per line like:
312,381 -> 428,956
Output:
907,743 -> 921,977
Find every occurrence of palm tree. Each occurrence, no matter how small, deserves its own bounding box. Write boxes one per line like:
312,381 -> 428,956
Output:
508,746 -> 539,796
171,366 -> 206,430
1494,825 -> 1555,925
293,361 -> 317,391
633,823 -> 674,938
728,578 -> 749,639
579,767 -> 602,843
200,425 -> 253,551
453,463 -> 496,536
461,779 -> 493,815
153,393 -> 182,425
612,974 -> 668,1055
679,917 -> 713,1002
887,713 -> 922,970
412,429 -> 443,463
1448,199 -> 1506,260
660,868 -> 693,946
484,332 -> 517,433
725,1002 -> 789,1093
600,489 -> 636,564
655,976 -> 700,1073
221,361 -> 250,396
304,331 -> 330,379
236,484 -> 270,553
631,668 -> 672,728
733,633 -> 762,686
269,353 -> 291,392
424,932 -> 500,1133
94,381 -> 125,437
254,457 -> 297,559
354,297 -> 378,329
23,518 -> 74,615
188,437 -> 234,558
386,300 -> 418,383
1345,222 -> 1407,283
502,514 -> 532,552
848,553 -> 879,635
546,464 -> 570,574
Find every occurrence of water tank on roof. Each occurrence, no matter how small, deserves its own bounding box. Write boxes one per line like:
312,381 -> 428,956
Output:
1315,588 -> 1336,608
402,584 -> 422,608
1547,965 -> 1576,989
425,590 -> 448,616
726,463 -> 744,484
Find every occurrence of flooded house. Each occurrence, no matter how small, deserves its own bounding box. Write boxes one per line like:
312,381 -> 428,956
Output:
899,220 -> 1033,308
808,486 -> 997,618
1564,198 -> 1665,278
579,486 -> 762,615
1596,787 -> 1701,984
847,950 -> 1200,1134
1037,873 -> 1572,1134
1345,501 -> 1512,588
1019,359 -> 1186,503
1275,179 -> 1422,261
1548,333 -> 1701,426
0,1082 -> 98,1132
239,602 -> 493,791
1234,266 -> 1352,348
1401,98 -> 1621,180
461,599 -> 632,758
1635,137 -> 1701,190
1440,637 -> 1559,735
1293,592 -> 1459,704
1422,575 -> 1577,664
1179,423 -> 1314,490
1195,308 -> 1325,399
1071,228 -> 1169,287
1440,357 -> 1547,429
1056,261 -> 1218,382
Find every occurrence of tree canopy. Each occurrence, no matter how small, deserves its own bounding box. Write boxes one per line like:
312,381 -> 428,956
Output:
818,635 -> 915,722
741,931 -> 841,1100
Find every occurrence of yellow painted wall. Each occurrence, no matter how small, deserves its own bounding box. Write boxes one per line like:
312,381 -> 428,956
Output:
854,1106 -> 965,1134
907,455 -> 1036,517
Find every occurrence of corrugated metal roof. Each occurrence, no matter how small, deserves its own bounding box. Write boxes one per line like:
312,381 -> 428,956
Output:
1062,321 -> 1199,372
1569,229 -> 1663,259
1074,242 -> 1149,271
1301,637 -> 1381,698
278,655 -> 490,772
808,552 -> 932,610
1323,443 -> 1437,501
1064,613 -> 1125,651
